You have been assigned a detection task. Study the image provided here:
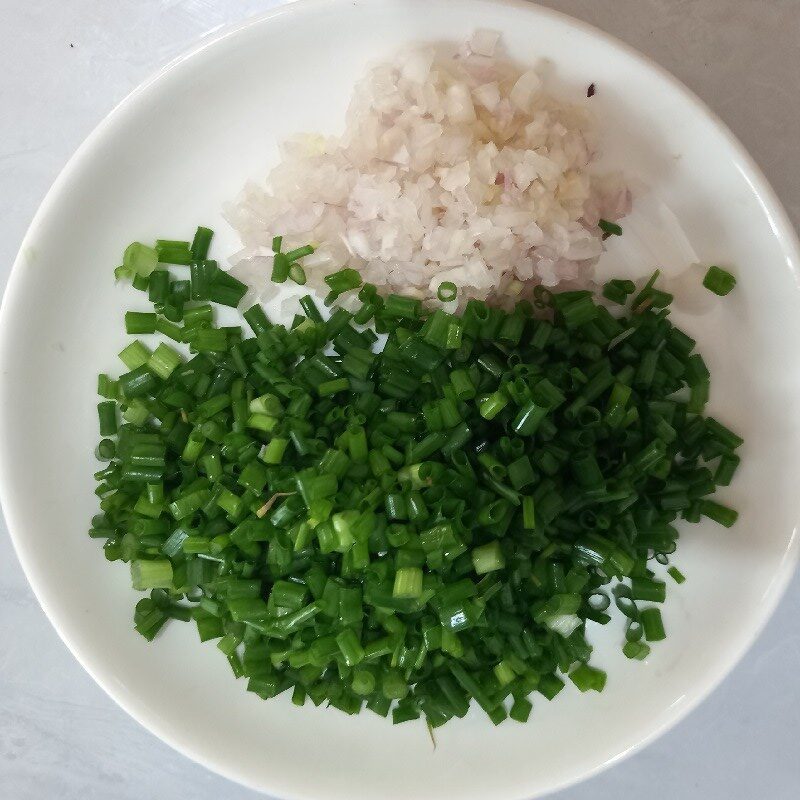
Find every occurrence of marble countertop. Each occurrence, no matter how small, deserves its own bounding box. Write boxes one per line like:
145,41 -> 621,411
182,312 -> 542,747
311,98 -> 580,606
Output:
1,1 -> 799,797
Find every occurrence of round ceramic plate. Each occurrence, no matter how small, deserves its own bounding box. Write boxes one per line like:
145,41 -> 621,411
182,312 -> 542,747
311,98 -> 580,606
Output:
2,1 -> 799,798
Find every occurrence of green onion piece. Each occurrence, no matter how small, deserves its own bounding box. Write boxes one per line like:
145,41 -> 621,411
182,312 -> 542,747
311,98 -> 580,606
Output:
705,417 -> 744,451
622,641 -> 650,660
95,438 -> 116,461
325,268 -> 362,296
190,227 -> 214,261
123,242 -> 158,277
271,253 -> 290,283
509,696 -> 532,723
437,281 -> 458,302
130,559 -> 173,590
699,499 -> 738,527
640,608 -> 666,641
384,294 -> 421,319
243,304 -> 271,336
512,401 -> 548,436
155,317 -> 182,342
478,391 -> 509,420
285,244 -> 315,263
393,567 -> 423,599
569,664 -> 607,692
598,219 -> 622,237
538,674 -> 565,700
471,542 -> 505,575
714,454 -> 740,487
667,566 -> 686,584
561,296 -> 598,329
147,343 -> 181,380
124,312 -> 157,335
522,496 -> 535,530
318,377 -> 349,396
156,240 -> 193,265
288,263 -> 306,285
297,295 -> 322,323
631,577 -> 666,603
602,278 -> 635,304
702,265 -> 736,296
97,401 -> 117,436
97,374 -> 118,399
119,340 -> 151,370
335,628 -> 365,667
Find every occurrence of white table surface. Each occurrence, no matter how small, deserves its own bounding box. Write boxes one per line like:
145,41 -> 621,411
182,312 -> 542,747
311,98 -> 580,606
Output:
1,1 -> 799,797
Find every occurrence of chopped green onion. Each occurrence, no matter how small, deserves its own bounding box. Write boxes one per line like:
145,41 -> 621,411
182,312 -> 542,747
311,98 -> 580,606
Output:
91,230 -> 741,730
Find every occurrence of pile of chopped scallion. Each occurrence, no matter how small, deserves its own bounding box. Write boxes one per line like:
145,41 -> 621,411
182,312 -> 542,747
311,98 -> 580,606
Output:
91,229 -> 741,727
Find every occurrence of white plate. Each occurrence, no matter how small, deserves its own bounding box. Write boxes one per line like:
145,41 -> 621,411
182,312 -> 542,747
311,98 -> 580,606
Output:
2,1 -> 799,798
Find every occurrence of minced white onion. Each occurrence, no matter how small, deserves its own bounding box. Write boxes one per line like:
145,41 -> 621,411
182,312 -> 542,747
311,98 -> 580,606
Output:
225,31 -> 630,310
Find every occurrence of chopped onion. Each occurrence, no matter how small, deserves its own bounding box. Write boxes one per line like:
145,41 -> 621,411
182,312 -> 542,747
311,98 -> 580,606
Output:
226,32 -> 629,310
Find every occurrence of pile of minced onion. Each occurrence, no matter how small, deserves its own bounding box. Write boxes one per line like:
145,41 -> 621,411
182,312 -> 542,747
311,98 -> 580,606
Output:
225,31 -> 630,311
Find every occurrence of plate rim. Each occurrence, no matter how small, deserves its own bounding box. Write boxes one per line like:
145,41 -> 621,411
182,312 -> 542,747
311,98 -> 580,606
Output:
1,0 -> 799,797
